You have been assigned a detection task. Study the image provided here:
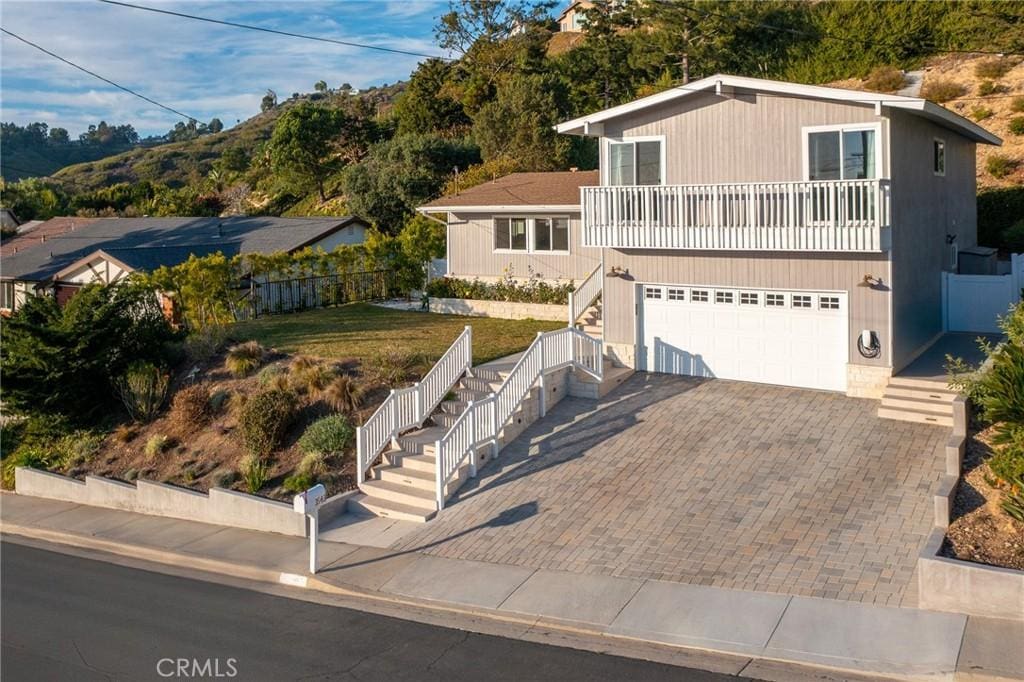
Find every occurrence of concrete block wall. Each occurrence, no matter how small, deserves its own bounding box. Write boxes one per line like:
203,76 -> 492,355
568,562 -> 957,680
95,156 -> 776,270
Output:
845,363 -> 892,399
14,468 -> 306,537
917,394 -> 1024,620
429,298 -> 566,322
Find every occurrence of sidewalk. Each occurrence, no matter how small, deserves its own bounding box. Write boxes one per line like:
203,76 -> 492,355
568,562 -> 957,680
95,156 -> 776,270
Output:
2,492 -> 1021,681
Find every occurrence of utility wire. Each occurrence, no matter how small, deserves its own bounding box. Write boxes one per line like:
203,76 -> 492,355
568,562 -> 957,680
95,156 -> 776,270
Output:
98,0 -> 451,61
0,28 -> 200,121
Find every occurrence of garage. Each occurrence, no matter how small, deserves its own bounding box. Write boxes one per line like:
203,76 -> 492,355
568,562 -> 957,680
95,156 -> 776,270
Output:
637,284 -> 848,392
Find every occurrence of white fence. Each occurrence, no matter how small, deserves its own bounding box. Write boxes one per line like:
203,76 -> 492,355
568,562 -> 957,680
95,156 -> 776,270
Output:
581,179 -> 890,252
943,253 -> 1023,333
569,263 -> 602,326
434,327 -> 603,509
356,326 -> 472,483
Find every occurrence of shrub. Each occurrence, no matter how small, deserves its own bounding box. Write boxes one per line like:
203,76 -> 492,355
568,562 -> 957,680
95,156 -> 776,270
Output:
239,454 -> 270,493
321,374 -> 364,413
209,389 -> 231,413
863,66 -> 905,93
183,325 -> 228,363
425,272 -> 574,305
289,356 -> 334,394
113,424 -> 138,443
169,384 -> 212,433
370,346 -> 422,385
257,364 -> 284,386
145,434 -> 171,457
975,57 -> 1014,80
283,452 -> 328,493
239,389 -> 295,457
1012,96 -> 1024,114
55,431 -> 104,467
990,443 -> 1024,486
977,80 -> 1005,97
921,79 -> 965,103
225,341 -> 265,377
971,106 -> 994,121
1009,117 -> 1024,136
1,447 -> 54,489
978,187 -> 1024,248
986,154 -> 1018,179
116,361 -> 171,423
298,414 -> 354,457
1004,220 -> 1024,253
211,468 -> 237,488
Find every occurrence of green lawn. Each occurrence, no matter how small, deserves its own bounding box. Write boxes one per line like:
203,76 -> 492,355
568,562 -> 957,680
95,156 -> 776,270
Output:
232,303 -> 563,367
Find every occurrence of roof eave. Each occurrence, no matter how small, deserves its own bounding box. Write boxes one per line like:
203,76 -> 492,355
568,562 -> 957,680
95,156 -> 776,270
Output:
418,204 -> 581,214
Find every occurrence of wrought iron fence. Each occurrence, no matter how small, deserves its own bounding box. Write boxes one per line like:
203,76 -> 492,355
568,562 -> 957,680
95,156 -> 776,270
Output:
231,270 -> 393,320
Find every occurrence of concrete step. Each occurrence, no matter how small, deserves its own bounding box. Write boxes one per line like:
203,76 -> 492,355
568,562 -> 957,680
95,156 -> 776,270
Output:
440,399 -> 468,415
877,406 -> 953,427
374,464 -> 435,491
462,376 -> 503,393
880,395 -> 953,415
471,367 -> 507,382
581,324 -> 603,336
432,411 -> 461,429
887,376 -> 953,392
397,427 -> 447,455
883,385 -> 957,401
359,478 -> 436,510
347,492 -> 435,523
390,451 -> 436,473
454,387 -> 491,402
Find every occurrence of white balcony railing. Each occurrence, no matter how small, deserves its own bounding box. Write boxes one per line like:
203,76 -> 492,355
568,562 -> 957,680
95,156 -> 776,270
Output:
581,179 -> 890,252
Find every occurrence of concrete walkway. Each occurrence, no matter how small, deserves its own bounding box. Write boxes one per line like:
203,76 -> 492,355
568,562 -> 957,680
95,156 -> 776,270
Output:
3,493 -> 1021,681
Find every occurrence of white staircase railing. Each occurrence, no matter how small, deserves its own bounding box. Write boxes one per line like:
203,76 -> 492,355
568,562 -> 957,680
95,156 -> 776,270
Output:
568,263 -> 602,327
434,327 -> 602,509
356,326 -> 472,484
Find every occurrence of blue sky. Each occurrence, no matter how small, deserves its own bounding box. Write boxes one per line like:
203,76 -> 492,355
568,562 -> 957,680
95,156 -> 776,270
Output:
0,0 -> 459,137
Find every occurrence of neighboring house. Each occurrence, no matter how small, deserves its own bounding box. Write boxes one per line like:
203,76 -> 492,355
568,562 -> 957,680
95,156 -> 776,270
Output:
0,215 -> 368,312
557,0 -> 595,32
419,170 -> 601,284
425,74 -> 1001,399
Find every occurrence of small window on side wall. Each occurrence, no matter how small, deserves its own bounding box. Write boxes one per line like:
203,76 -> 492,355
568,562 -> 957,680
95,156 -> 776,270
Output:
933,139 -> 946,176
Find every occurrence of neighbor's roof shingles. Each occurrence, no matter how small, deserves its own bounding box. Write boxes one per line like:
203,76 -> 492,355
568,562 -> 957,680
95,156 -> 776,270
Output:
0,217 -> 100,258
1,215 -> 362,282
419,170 -> 599,210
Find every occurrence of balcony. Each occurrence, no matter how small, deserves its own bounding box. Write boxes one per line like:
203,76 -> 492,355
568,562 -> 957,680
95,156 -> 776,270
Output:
580,179 -> 891,252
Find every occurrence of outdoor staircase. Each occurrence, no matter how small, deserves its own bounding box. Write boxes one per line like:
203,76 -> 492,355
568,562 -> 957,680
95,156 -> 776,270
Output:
576,300 -> 603,341
877,376 -> 956,427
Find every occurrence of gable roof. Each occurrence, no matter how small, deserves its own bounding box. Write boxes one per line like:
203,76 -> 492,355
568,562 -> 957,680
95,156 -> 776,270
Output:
1,215 -> 364,283
0,217 -> 100,258
418,171 -> 599,212
556,73 -> 1001,145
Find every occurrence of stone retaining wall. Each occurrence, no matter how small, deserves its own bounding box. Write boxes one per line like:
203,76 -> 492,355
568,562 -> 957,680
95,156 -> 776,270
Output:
429,298 -> 566,322
917,395 -> 1024,620
14,468 -> 307,537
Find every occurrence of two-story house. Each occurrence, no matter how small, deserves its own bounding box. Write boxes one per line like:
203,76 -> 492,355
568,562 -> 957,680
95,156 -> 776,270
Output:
419,74 -> 1000,400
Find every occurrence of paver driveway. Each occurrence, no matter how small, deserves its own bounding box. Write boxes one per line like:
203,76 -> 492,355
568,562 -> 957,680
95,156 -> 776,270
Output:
390,374 -> 947,607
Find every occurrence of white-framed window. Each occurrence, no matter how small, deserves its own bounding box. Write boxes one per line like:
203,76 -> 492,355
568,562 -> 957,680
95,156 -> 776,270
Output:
804,123 -> 880,181
691,289 -> 709,302
644,286 -> 662,299
740,292 -> 759,305
494,216 -> 570,253
715,290 -> 734,305
933,138 -> 946,176
667,287 -> 685,301
792,294 -> 812,308
819,295 -> 840,310
606,137 -> 664,186
765,293 -> 786,307
0,281 -> 13,310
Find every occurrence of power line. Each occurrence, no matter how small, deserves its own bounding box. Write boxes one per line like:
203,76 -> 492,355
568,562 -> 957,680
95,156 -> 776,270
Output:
98,0 -> 451,61
0,28 -> 200,122
677,3 -> 1022,57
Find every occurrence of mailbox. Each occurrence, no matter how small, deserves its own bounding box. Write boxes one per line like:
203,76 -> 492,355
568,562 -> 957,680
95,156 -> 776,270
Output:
292,483 -> 326,514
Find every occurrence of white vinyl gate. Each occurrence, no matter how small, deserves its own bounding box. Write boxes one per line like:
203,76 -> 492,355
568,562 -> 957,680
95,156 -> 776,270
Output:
943,253 -> 1023,333
638,284 -> 849,392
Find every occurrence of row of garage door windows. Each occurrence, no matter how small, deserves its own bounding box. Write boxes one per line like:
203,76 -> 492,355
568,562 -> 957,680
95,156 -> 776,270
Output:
642,285 -> 842,311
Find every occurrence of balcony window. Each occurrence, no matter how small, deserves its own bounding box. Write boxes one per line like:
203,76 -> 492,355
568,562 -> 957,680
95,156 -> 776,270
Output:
806,126 -> 877,180
607,138 -> 663,186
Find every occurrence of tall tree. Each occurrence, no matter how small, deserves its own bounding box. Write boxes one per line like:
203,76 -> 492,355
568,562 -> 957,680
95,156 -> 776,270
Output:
472,73 -> 568,170
393,59 -> 470,135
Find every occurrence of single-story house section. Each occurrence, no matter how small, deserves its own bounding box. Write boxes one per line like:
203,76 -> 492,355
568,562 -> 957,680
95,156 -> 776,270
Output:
0,215 -> 368,312
418,170 -> 601,284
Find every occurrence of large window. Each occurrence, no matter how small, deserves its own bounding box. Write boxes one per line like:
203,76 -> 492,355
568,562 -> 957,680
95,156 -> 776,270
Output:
806,126 -> 877,180
495,216 -> 570,253
607,138 -> 663,185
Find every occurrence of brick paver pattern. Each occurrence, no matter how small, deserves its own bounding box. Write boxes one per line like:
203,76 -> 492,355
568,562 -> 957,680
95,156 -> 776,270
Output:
390,374 -> 947,606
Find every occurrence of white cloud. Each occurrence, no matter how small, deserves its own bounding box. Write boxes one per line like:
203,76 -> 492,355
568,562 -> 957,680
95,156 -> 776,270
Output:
0,0 -> 443,135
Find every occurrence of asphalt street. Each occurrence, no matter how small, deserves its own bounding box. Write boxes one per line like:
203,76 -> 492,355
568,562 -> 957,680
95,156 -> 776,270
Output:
1,540 -> 755,682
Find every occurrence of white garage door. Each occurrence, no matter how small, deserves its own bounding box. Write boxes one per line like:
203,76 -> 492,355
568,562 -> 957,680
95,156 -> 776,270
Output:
638,284 -> 848,392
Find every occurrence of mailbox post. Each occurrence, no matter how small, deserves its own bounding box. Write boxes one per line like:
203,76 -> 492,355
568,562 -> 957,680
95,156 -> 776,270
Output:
292,484 -> 326,574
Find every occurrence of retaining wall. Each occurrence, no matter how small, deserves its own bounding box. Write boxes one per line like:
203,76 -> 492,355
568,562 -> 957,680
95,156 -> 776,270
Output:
14,468 -> 306,537
429,298 -> 566,322
917,395 -> 1024,620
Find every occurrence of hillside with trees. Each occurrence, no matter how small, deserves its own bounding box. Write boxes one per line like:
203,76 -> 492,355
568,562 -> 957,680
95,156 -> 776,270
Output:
2,0 -> 1022,244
